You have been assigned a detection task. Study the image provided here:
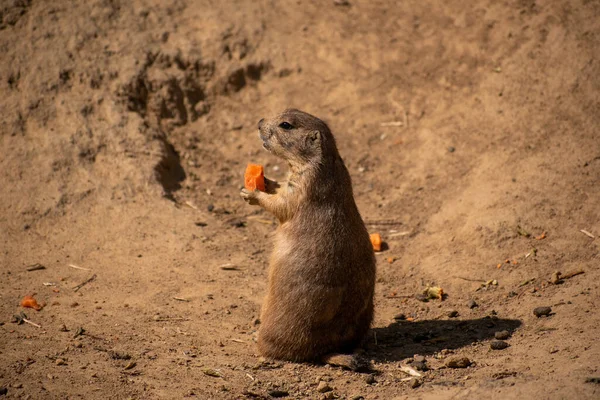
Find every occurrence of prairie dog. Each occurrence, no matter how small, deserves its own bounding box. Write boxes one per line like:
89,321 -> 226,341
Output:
241,109 -> 376,368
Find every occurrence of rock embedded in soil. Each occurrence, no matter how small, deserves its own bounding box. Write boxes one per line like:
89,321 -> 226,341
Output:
55,358 -> 66,366
533,306 -> 552,317
412,360 -> 428,371
446,357 -> 472,368
365,374 -> 376,385
447,310 -> 459,318
467,299 -> 478,309
409,378 -> 422,388
494,330 -> 510,340
316,381 -> 332,393
490,340 -> 509,350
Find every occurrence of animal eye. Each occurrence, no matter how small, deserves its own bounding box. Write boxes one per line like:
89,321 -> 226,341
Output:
279,122 -> 293,130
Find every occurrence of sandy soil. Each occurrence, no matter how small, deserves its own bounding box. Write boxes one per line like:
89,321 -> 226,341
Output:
1,0 -> 599,399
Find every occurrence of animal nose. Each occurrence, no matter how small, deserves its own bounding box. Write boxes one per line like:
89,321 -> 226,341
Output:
258,118 -> 265,129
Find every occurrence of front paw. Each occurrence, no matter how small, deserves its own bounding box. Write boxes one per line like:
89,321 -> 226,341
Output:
240,188 -> 259,205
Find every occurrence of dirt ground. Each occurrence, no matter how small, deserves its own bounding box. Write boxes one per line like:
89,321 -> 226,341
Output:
1,0 -> 599,398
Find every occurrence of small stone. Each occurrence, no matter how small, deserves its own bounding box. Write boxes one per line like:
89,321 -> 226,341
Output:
447,310 -> 459,318
467,299 -> 478,309
393,313 -> 406,320
412,360 -> 428,371
268,389 -> 289,397
317,381 -> 332,393
413,355 -> 425,363
533,306 -> 552,317
447,146 -> 456,153
74,342 -> 83,348
409,377 -> 422,388
55,358 -> 66,366
351,396 -> 364,400
495,330 -> 510,340
490,340 -> 509,350
70,302 -> 79,308
415,293 -> 429,302
446,357 -> 472,368
365,374 -> 376,384
207,204 -> 214,212
0,387 -> 7,396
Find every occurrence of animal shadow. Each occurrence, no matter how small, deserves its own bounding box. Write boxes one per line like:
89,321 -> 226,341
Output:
367,317 -> 522,362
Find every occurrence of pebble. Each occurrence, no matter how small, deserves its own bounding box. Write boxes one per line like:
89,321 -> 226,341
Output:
467,299 -> 478,309
412,360 -> 428,371
409,378 -> 422,388
0,388 -> 6,396
55,358 -> 66,366
365,374 -> 376,385
316,381 -> 332,393
490,340 -> 509,350
446,357 -> 472,368
413,355 -> 425,363
268,389 -> 289,397
415,293 -> 429,302
393,313 -> 406,320
495,330 -> 510,340
447,310 -> 459,318
533,306 -> 552,317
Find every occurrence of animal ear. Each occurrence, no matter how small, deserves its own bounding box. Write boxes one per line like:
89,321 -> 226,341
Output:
308,130 -> 321,145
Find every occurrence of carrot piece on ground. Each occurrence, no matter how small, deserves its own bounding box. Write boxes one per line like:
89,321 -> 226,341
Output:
244,164 -> 265,192
21,295 -> 43,311
370,233 -> 382,252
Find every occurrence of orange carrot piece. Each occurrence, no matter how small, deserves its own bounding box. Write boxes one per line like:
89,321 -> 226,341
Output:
21,295 -> 43,311
244,164 -> 265,192
370,233 -> 382,252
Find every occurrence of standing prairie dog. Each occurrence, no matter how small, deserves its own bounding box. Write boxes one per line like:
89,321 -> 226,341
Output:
241,109 -> 376,369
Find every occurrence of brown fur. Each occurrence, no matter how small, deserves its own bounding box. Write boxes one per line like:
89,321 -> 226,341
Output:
241,109 -> 376,364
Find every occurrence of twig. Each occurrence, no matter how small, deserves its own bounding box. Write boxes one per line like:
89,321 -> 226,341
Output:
230,338 -> 245,343
373,331 -> 378,346
399,365 -> 422,377
562,269 -> 584,280
580,229 -> 595,239
246,373 -> 255,381
23,318 -> 41,328
380,121 -> 404,127
26,263 -> 46,272
455,276 -> 485,283
388,231 -> 411,238
68,264 -> 91,271
173,297 -> 190,302
73,274 -> 97,291
185,201 -> 198,210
